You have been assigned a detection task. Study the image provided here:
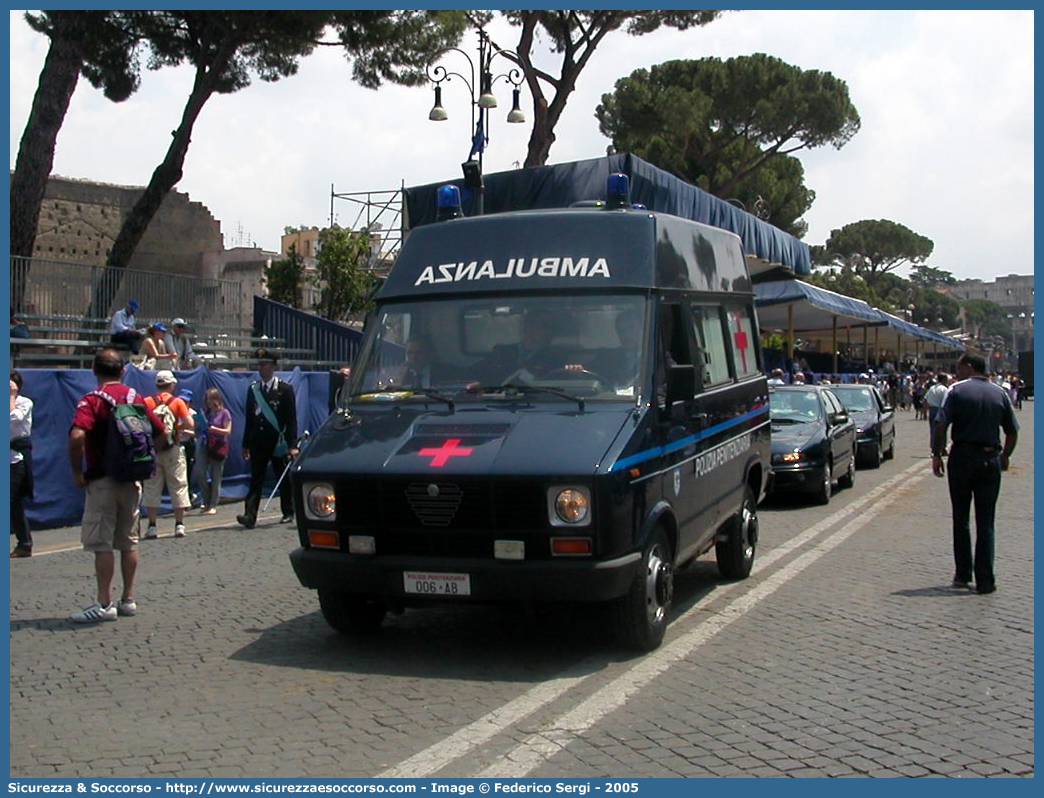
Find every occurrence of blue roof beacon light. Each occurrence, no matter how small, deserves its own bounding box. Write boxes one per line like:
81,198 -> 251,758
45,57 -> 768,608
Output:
605,172 -> 631,209
436,184 -> 463,221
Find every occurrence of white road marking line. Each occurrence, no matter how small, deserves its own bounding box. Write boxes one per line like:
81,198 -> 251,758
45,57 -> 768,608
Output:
478,467 -> 931,777
18,514 -> 284,557
379,458 -> 930,778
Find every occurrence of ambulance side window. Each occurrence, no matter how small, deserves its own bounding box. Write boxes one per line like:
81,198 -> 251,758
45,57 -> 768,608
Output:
690,305 -> 731,387
726,304 -> 761,379
659,302 -> 692,367
656,302 -> 691,408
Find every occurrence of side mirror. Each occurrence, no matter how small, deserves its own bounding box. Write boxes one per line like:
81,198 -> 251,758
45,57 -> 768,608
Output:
666,364 -> 697,407
831,411 -> 849,425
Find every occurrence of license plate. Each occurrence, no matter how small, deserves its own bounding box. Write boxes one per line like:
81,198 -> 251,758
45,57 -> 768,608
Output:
403,571 -> 471,596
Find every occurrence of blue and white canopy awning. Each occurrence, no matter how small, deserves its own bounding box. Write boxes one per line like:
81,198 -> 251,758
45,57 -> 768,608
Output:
754,279 -> 881,332
755,279 -> 965,350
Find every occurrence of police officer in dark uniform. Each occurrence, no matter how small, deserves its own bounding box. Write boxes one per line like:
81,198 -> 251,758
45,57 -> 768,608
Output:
237,349 -> 299,528
932,353 -> 1018,594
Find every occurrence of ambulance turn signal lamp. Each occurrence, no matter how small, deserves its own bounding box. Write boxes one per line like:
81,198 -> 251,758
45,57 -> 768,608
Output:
551,537 -> 592,556
308,530 -> 340,550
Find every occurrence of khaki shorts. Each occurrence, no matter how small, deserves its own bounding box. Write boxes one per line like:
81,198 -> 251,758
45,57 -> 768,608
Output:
81,477 -> 142,552
142,445 -> 191,508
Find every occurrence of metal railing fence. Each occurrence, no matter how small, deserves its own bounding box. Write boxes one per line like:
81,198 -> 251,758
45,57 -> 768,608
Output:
10,256 -> 242,326
254,296 -> 364,367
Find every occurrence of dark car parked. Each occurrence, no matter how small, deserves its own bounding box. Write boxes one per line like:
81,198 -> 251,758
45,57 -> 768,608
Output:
769,385 -> 857,504
830,383 -> 896,468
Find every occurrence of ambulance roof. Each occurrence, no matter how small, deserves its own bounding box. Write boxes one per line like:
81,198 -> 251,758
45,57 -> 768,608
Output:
380,208 -> 751,300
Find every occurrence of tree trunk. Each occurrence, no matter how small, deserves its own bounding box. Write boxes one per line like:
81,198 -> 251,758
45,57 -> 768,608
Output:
91,53 -> 228,317
523,98 -> 554,168
9,27 -> 82,307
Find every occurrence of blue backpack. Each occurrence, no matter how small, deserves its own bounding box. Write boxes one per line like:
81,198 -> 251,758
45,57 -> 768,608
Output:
90,388 -> 157,482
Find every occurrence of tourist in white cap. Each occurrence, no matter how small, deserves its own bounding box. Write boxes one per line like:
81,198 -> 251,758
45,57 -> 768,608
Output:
142,370 -> 194,539
163,317 -> 197,370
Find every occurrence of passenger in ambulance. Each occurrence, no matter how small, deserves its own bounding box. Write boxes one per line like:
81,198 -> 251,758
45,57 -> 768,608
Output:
564,310 -> 643,390
381,336 -> 451,389
473,310 -> 568,385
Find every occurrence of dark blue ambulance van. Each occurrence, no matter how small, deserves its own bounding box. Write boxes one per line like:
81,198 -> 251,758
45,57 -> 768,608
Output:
289,176 -> 770,651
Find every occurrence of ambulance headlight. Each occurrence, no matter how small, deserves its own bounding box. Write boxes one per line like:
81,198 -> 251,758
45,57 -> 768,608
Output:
550,486 -> 591,526
305,483 -> 336,519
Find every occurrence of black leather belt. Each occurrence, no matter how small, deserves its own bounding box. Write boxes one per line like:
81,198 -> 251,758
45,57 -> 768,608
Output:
953,441 -> 998,453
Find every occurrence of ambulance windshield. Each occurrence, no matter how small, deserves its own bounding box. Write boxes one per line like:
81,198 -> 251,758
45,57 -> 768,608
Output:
345,294 -> 647,403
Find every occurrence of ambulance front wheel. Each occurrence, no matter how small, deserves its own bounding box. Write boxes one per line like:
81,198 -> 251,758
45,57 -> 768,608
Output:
612,526 -> 673,652
318,590 -> 387,636
716,483 -> 758,579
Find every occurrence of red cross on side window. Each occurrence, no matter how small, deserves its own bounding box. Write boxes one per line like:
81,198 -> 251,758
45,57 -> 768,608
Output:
419,438 -> 474,467
733,315 -> 749,372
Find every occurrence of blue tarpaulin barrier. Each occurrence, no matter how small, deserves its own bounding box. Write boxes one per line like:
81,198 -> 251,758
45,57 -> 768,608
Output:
19,365 -> 336,530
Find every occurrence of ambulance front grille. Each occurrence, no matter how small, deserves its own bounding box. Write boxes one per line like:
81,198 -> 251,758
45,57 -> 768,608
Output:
337,478 -> 547,556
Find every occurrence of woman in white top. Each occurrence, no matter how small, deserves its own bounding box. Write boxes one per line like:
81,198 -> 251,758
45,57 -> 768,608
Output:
10,369 -> 33,557
140,322 -> 177,371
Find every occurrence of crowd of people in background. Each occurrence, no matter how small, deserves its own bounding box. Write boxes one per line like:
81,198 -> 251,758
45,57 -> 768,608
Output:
767,363 -> 1027,411
766,359 -> 1027,459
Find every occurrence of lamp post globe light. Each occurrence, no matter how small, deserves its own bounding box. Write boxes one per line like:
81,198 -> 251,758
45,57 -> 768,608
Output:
426,28 -> 525,215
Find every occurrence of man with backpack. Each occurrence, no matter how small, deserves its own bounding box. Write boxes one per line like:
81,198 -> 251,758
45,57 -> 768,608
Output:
68,348 -> 164,623
142,370 -> 195,539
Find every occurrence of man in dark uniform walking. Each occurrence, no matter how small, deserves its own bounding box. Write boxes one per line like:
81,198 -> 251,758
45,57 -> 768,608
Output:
932,353 -> 1018,594
237,349 -> 299,528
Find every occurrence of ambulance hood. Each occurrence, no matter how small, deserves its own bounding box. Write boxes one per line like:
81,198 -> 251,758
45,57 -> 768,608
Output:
298,404 -> 634,478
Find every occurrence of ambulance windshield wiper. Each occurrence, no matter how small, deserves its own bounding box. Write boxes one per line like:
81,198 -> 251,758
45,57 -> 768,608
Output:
503,383 -> 585,412
407,386 -> 456,410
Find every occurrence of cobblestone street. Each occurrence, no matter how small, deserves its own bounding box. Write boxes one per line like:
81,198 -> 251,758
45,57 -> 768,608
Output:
9,410 -> 1034,778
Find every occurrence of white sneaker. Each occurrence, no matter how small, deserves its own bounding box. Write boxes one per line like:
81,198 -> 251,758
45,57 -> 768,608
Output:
144,524 -> 158,539
117,598 -> 137,617
173,524 -> 186,538
70,603 -> 117,623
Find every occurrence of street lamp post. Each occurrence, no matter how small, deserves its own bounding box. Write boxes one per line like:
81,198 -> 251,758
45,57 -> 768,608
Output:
426,29 -> 525,215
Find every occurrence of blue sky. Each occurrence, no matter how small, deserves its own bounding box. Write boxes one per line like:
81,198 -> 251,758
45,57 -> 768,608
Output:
9,9 -> 1034,282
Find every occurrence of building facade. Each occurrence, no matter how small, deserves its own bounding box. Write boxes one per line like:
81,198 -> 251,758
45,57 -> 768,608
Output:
280,227 -> 322,309
27,174 -> 223,275
948,274 -> 1034,351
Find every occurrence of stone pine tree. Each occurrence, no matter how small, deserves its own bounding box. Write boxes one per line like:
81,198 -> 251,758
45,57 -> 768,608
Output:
961,299 -> 1012,341
484,10 -> 723,168
101,12 -> 330,273
104,10 -> 469,274
10,11 -> 142,308
817,219 -> 934,279
312,227 -> 377,323
88,10 -> 468,315
265,243 -> 305,308
595,54 -> 861,237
